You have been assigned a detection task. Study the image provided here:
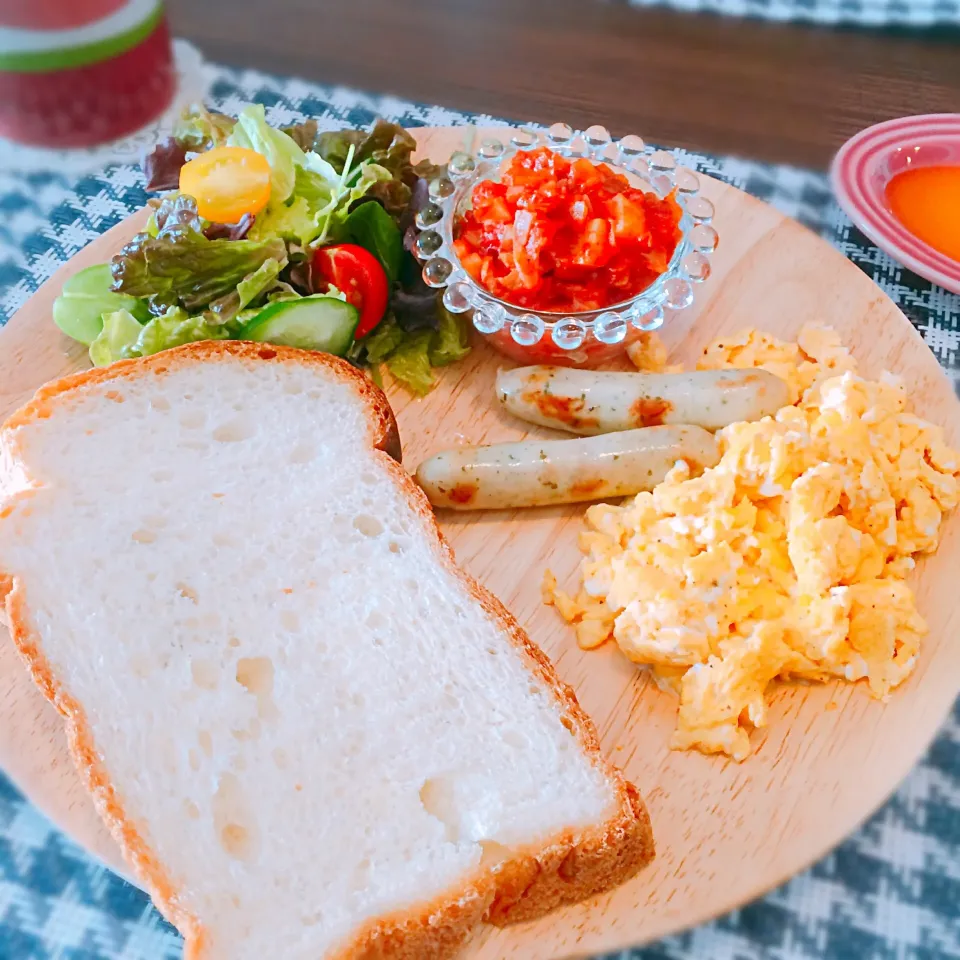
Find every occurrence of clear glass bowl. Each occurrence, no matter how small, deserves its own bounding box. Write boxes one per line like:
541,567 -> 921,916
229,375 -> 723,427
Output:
414,123 -> 719,367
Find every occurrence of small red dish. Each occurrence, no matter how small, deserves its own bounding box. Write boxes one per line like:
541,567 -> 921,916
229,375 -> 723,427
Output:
831,114 -> 960,294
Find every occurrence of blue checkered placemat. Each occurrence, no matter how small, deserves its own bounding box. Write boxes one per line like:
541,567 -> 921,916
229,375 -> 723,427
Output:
1,62 -> 959,960
627,0 -> 960,26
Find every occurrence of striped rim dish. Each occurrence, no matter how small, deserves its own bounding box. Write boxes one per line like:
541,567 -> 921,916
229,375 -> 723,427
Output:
830,114 -> 960,295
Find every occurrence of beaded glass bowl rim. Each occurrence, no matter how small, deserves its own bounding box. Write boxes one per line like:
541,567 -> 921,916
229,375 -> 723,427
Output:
411,123 -> 719,351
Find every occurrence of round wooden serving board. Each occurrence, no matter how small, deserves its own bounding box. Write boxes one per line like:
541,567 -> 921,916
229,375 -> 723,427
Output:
2,127 -> 959,960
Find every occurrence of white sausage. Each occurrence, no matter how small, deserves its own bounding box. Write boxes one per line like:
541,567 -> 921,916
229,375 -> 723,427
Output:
414,426 -> 719,510
496,365 -> 789,435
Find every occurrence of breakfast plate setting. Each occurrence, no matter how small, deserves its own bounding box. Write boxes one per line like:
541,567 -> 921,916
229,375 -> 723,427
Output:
2,72 -> 960,960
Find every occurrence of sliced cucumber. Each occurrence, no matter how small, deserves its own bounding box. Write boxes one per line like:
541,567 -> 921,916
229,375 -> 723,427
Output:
53,264 -> 149,346
240,296 -> 360,356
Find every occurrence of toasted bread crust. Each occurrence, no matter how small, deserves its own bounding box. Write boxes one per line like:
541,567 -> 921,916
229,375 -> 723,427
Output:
0,341 -> 653,960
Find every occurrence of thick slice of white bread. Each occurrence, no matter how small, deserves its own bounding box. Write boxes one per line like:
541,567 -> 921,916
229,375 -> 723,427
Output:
0,342 -> 653,960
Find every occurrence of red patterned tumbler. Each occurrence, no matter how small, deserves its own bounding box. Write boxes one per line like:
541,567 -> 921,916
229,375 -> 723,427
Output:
0,0 -> 175,147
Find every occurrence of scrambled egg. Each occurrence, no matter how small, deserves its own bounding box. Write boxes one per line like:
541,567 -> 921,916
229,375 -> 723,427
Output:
626,331 -> 683,373
545,325 -> 960,761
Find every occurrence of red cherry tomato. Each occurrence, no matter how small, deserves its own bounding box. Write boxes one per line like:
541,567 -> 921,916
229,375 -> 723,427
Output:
311,243 -> 389,339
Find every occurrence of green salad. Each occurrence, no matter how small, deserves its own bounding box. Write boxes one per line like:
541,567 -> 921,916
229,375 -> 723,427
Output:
53,105 -> 470,395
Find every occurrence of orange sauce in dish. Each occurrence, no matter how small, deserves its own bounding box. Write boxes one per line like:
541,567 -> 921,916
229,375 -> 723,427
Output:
885,165 -> 960,262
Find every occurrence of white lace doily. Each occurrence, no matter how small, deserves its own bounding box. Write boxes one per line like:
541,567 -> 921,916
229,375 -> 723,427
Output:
0,39 -> 211,176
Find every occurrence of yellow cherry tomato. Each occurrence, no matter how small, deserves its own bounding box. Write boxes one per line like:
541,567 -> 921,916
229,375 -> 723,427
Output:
179,146 -> 272,224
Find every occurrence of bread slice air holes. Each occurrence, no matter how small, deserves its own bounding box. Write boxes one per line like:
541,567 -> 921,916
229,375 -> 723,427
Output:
181,440 -> 210,453
231,718 -> 262,742
353,514 -> 384,538
180,409 -> 206,429
211,416 -> 255,444
191,659 -> 218,691
213,772 -> 260,863
236,656 -> 278,721
419,776 -> 461,843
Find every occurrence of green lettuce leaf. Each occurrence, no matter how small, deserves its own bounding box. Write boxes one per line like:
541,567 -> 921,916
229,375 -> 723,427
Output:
321,165 -> 390,243
134,308 -> 232,357
111,208 -> 287,314
88,310 -> 145,366
314,162 -> 392,244
316,120 -> 415,180
249,160 -> 388,247
337,200 -> 403,282
384,328 -> 436,396
268,280 -> 318,303
174,104 -> 235,152
301,151 -> 342,184
250,166 -> 332,244
312,120 -> 442,239
314,128 -> 366,173
362,307 -> 471,394
206,257 -> 285,325
317,119 -> 445,189
362,314 -> 406,364
429,308 -> 471,367
321,284 -> 348,303
89,306 -> 233,367
293,164 -> 335,209
236,257 -> 283,308
226,104 -> 305,204
249,195 -> 315,243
